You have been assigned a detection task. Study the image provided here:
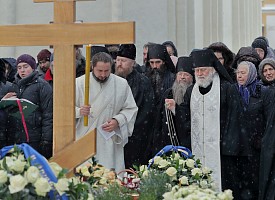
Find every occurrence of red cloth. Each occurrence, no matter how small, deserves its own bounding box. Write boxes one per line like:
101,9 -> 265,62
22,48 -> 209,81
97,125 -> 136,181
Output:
44,69 -> 53,81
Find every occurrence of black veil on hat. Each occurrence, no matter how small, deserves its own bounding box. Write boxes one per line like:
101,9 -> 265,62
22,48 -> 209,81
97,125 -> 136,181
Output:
0,59 -> 6,83
190,49 -> 233,83
176,56 -> 194,77
117,44 -> 136,60
91,46 -> 109,59
147,44 -> 175,73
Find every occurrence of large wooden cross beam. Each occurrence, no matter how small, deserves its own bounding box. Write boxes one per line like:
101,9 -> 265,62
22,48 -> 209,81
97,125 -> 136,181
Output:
0,0 -> 135,172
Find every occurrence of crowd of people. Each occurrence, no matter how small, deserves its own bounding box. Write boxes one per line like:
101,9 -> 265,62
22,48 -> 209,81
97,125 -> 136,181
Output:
0,37 -> 275,200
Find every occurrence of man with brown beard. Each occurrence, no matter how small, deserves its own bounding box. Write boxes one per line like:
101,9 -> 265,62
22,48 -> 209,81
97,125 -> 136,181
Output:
145,43 -> 175,108
177,49 -> 242,194
153,56 -> 194,153
115,44 -> 155,168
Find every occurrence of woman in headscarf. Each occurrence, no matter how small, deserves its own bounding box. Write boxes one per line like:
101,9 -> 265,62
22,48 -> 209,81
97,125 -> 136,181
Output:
258,58 -> 275,89
234,61 -> 275,200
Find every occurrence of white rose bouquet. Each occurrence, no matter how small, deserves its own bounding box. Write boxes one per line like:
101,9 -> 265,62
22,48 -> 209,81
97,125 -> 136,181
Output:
0,145 -> 94,200
163,184 -> 233,200
138,145 -> 214,189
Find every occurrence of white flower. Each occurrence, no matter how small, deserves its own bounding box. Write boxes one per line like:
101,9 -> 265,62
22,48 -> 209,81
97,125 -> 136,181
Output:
49,162 -> 63,177
200,180 -> 208,188
163,191 -> 175,200
8,174 -> 28,194
34,177 -> 51,197
25,166 -> 40,183
142,170 -> 149,177
139,165 -> 147,171
55,178 -> 69,195
158,159 -> 170,168
99,177 -> 107,185
191,168 -> 202,176
222,189 -> 233,200
88,193 -> 94,200
166,167 -> 177,177
185,159 -> 195,168
202,167 -> 211,174
69,177 -> 80,185
173,153 -> 181,160
179,176 -> 189,185
11,159 -> 26,173
153,156 -> 162,165
93,169 -> 104,177
33,177 -> 51,197
179,159 -> 185,166
0,170 -> 8,184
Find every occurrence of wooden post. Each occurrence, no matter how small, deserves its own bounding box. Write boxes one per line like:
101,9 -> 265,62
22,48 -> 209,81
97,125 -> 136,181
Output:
0,0 -> 135,173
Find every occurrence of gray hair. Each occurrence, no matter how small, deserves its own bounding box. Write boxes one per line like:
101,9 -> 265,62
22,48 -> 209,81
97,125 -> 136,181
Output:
91,52 -> 113,68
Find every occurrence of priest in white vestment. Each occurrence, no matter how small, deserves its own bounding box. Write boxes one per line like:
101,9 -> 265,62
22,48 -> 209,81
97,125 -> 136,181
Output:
178,49 -> 241,193
75,52 -> 138,173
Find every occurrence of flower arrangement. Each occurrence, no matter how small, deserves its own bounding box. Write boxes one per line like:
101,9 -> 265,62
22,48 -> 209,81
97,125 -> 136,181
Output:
162,185 -> 233,200
137,151 -> 214,190
75,158 -> 117,189
0,145 -> 94,200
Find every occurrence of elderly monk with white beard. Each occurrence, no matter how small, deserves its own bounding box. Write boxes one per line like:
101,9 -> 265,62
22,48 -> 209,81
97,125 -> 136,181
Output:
153,56 -> 194,154
174,49 -> 242,193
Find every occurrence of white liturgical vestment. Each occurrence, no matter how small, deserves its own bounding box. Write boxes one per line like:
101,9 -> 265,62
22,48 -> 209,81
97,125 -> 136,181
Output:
75,73 -> 138,173
190,73 -> 222,191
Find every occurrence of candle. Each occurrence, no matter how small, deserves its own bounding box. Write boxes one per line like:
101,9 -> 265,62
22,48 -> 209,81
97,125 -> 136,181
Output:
84,44 -> 91,126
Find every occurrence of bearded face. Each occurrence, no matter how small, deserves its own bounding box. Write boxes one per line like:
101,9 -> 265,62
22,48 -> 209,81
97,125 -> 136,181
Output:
146,64 -> 166,102
172,71 -> 193,105
172,80 -> 192,105
195,67 -> 216,88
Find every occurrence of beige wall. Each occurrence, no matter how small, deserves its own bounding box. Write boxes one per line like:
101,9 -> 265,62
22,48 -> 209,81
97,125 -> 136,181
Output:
0,0 -> 262,64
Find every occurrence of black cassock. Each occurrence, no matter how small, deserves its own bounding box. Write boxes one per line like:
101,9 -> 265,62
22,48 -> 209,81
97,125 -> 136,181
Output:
124,69 -> 155,168
177,80 -> 243,194
259,96 -> 275,200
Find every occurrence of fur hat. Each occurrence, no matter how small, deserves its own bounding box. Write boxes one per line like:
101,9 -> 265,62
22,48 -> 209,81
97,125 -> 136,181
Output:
252,38 -> 268,58
37,49 -> 51,62
16,54 -> 36,69
117,44 -> 136,60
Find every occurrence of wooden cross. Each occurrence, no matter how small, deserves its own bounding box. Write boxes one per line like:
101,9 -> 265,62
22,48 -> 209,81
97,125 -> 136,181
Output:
0,0 -> 135,173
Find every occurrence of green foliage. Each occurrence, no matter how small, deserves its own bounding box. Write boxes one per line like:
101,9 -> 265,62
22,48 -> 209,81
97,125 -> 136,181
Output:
138,170 -> 171,200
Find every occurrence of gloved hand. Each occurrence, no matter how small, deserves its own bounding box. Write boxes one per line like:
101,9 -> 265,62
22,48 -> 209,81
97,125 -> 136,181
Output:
39,141 -> 53,159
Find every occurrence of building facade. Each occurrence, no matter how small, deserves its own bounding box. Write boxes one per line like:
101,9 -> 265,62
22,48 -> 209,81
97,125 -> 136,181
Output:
0,0 -> 262,64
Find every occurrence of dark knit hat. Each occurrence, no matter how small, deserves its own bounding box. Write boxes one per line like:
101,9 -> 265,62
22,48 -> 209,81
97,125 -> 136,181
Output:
37,49 -> 51,62
252,38 -> 268,58
117,44 -> 136,60
16,54 -> 36,69
176,56 -> 194,77
91,46 -> 109,59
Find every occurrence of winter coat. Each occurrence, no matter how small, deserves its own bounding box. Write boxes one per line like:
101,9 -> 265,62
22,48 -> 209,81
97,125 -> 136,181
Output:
6,71 -> 53,158
236,84 -> 274,156
124,69 -> 155,167
232,46 -> 261,70
1,58 -> 17,83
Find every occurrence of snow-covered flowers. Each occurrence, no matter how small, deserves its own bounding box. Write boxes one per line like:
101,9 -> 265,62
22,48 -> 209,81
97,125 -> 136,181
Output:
163,185 -> 233,200
0,145 -> 94,199
145,151 -> 213,189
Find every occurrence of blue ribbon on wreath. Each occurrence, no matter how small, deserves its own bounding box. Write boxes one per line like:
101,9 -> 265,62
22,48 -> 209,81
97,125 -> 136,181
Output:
0,143 -> 68,200
147,145 -> 193,169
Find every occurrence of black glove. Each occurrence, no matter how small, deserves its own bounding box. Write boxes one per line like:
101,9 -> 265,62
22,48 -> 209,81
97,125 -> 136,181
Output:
39,141 -> 53,159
